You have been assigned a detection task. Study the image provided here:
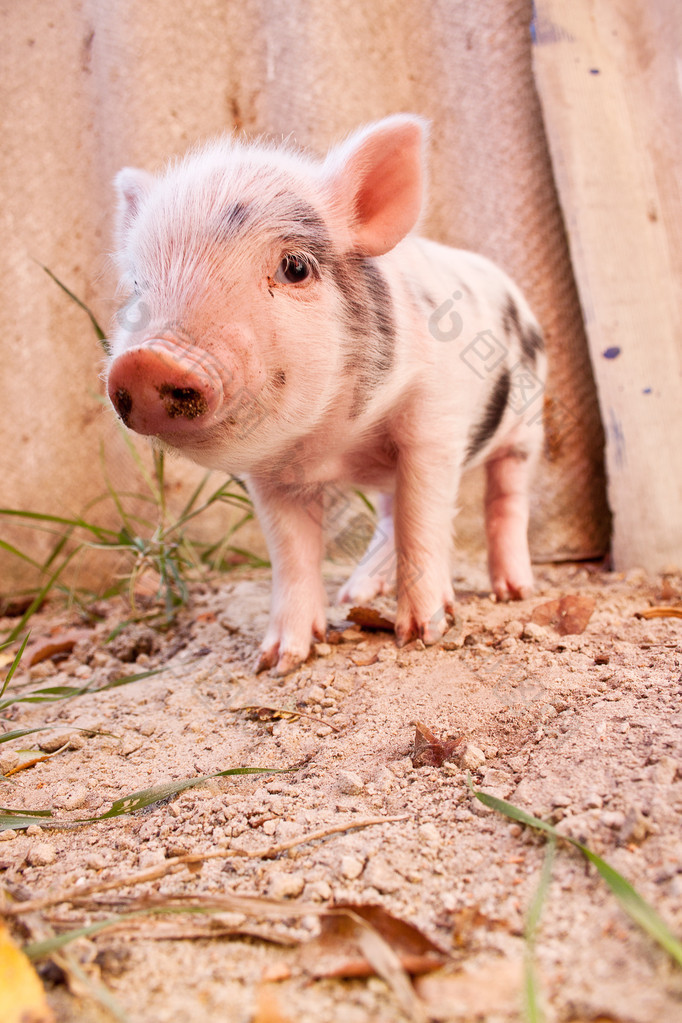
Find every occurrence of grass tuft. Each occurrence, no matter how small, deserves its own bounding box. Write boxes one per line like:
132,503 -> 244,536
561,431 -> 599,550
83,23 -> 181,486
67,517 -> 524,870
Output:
1,270 -> 263,639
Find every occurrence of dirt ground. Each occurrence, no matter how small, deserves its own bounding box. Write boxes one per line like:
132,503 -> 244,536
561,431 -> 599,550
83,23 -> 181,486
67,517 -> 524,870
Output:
2,557 -> 682,1023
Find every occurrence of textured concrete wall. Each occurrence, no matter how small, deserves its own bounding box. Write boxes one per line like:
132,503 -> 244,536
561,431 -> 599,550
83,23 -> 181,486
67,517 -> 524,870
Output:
0,0 -> 610,593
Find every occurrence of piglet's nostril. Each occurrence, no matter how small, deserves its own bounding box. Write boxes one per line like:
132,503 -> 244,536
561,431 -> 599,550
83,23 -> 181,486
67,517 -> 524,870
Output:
158,384 -> 209,420
112,387 -> 133,426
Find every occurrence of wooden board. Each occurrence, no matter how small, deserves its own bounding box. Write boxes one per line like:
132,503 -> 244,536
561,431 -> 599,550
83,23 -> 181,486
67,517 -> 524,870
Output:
532,1 -> 682,571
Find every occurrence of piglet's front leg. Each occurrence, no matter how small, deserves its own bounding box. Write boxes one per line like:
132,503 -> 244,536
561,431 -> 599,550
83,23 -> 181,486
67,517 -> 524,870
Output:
248,479 -> 327,675
392,446 -> 459,647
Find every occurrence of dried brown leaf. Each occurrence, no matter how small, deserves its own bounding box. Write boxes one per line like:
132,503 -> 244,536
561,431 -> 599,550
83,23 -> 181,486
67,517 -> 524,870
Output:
303,905 -> 432,1022
26,629 -> 87,666
304,903 -> 447,979
530,594 -> 596,635
412,722 -> 464,768
346,606 -> 396,631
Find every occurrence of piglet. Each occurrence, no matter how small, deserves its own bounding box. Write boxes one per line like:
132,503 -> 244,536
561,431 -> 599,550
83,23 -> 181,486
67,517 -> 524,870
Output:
106,115 -> 546,674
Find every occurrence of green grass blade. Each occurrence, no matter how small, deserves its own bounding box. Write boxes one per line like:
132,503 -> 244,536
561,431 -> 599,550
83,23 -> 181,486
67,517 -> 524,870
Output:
54,954 -> 130,1023
99,440 -> 137,538
24,911 -> 154,960
470,780 -> 682,968
0,507 -> 120,543
523,837 -> 555,1023
0,807 -> 53,817
1,812 -> 56,830
0,667 -> 161,713
0,725 -> 113,747
24,903 -> 230,961
115,423 -> 162,505
0,537 -> 42,570
0,634 -> 30,699
470,784 -> 556,837
39,263 -> 109,352
576,842 -> 682,966
153,448 -> 167,524
526,836 -> 555,943
1,765 -> 284,826
6,546 -> 84,643
175,472 -> 212,523
3,767 -> 286,831
95,767 -> 278,820
353,489 -> 376,515
0,726 -> 47,745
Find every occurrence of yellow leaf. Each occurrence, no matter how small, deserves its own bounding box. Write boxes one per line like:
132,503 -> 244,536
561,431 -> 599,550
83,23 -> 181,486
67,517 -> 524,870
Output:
0,921 -> 54,1023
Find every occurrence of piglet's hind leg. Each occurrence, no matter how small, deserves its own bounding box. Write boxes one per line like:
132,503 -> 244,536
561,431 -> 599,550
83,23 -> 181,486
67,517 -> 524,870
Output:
485,448 -> 535,601
337,494 -> 397,604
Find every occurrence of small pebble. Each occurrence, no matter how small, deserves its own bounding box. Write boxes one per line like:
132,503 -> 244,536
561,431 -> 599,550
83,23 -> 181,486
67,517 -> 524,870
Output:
651,756 -> 679,786
86,853 -> 108,870
26,842 -> 57,866
340,855 -> 365,880
338,770 -> 364,795
363,860 -> 401,893
601,810 -> 626,829
267,871 -> 305,899
53,785 -> 89,811
550,792 -> 572,808
0,752 -> 19,775
137,849 -> 166,868
505,619 -> 524,639
418,823 -> 440,845
619,808 -> 656,844
306,880 -> 333,901
460,744 -> 486,771
38,733 -> 72,753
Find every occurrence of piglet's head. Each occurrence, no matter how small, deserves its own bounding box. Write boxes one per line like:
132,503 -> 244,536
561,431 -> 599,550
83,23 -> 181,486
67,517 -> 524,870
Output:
105,115 -> 427,473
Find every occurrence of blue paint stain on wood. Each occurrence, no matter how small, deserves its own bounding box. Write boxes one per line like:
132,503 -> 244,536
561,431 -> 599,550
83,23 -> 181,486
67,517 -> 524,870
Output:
530,4 -> 574,45
603,346 -> 621,359
608,408 -> 627,469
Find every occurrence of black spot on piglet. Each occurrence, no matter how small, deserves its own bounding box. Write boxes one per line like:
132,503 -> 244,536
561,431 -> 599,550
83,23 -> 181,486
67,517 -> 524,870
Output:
465,369 -> 511,463
502,296 -> 544,364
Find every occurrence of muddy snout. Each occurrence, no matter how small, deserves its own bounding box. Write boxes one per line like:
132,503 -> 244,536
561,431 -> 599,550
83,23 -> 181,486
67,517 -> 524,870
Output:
107,338 -> 225,438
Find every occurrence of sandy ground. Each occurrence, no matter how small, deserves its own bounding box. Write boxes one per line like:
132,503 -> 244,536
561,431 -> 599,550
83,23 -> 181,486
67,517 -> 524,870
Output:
1,558 -> 682,1023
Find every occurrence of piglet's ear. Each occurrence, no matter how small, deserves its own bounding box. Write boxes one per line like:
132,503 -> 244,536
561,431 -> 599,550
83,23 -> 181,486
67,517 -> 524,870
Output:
114,167 -> 155,243
324,115 -> 427,257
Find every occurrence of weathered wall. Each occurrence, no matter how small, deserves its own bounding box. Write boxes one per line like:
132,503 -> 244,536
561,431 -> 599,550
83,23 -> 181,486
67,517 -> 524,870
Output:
0,0 -> 612,595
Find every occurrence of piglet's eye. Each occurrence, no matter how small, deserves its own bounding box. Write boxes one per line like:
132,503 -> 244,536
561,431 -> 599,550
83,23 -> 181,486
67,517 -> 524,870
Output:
275,254 -> 313,285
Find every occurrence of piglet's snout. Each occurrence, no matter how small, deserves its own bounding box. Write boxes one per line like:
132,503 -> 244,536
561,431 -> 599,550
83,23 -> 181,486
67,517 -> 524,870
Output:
107,338 -> 225,437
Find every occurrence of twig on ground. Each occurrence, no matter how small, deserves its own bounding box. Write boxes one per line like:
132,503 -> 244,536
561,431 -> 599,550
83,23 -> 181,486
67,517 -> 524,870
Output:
3,814 -> 409,918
